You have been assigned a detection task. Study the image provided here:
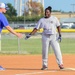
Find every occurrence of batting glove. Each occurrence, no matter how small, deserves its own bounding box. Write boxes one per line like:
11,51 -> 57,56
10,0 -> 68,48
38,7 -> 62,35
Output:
25,34 -> 31,40
58,34 -> 62,42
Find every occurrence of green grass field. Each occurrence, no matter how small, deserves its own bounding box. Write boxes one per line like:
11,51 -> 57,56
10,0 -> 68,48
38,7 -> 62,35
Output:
1,36 -> 75,54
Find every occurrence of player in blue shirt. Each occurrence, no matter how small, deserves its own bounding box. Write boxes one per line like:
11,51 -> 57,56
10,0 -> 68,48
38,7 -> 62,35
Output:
0,3 -> 22,38
0,3 -> 23,70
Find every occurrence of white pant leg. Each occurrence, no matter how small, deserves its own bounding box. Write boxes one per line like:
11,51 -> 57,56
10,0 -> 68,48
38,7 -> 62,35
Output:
42,34 -> 50,67
51,34 -> 63,65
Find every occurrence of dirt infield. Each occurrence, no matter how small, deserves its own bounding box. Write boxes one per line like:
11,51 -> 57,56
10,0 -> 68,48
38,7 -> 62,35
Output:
0,54 -> 75,75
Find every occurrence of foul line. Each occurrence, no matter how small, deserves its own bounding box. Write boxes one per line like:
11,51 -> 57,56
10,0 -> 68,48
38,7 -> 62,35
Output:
15,67 -> 75,75
62,68 -> 75,71
15,70 -> 57,75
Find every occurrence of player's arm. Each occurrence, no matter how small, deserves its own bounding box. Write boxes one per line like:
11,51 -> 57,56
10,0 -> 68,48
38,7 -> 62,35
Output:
57,26 -> 62,42
25,19 -> 42,40
5,25 -> 22,38
25,28 -> 38,40
57,26 -> 61,36
30,19 -> 42,35
1,14 -> 22,38
55,17 -> 62,42
55,16 -> 61,35
30,28 -> 38,35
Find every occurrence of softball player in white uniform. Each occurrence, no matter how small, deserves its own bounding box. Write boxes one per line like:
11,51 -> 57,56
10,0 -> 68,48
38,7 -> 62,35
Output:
25,6 -> 64,70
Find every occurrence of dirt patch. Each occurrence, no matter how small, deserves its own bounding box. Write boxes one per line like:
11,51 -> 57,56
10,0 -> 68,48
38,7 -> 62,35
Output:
0,54 -> 75,75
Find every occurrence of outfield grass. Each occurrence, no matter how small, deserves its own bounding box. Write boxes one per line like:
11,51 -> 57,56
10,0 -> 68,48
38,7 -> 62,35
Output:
60,38 -> 75,54
1,36 -> 75,54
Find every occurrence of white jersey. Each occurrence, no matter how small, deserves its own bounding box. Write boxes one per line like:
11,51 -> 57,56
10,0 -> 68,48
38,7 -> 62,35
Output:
35,16 -> 60,34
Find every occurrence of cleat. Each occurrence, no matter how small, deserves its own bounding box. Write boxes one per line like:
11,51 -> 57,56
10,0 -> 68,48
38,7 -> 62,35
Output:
0,66 -> 5,70
41,66 -> 48,70
59,64 -> 64,69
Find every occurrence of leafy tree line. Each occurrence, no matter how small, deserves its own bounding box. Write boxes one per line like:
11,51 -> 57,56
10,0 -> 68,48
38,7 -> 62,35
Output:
5,3 -> 44,22
5,14 -> 44,22
5,3 -> 72,22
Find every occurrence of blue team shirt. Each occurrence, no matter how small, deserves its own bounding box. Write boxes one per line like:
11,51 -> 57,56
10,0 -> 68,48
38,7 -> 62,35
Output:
0,13 -> 9,33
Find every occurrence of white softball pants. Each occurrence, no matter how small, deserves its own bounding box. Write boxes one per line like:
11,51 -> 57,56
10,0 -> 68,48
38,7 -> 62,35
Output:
42,34 -> 63,67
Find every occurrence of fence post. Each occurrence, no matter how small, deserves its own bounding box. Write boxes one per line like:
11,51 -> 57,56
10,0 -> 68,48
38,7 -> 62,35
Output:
18,38 -> 21,54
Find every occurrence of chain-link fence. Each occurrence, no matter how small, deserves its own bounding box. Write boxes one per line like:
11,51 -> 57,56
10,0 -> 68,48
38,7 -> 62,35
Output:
1,32 -> 75,54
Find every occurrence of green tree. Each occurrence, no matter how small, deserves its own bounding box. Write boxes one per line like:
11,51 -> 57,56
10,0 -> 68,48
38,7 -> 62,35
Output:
5,3 -> 17,21
5,3 -> 17,17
